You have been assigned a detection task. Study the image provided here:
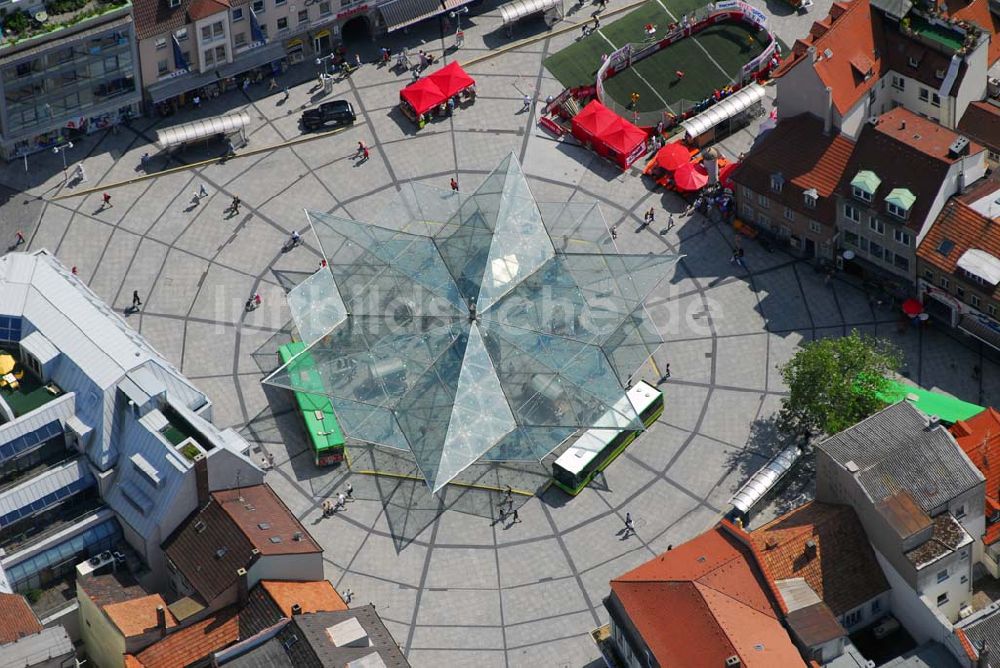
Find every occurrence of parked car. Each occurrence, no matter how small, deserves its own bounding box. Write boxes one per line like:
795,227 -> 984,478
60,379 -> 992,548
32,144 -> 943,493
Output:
301,101 -> 356,131
872,615 -> 900,639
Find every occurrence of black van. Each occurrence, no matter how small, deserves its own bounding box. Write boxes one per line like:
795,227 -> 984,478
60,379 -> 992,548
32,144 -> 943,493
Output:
301,100 -> 356,131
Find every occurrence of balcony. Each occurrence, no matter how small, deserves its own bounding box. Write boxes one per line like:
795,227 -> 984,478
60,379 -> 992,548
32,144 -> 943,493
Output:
0,356 -> 64,419
0,0 -> 130,51
900,12 -> 983,56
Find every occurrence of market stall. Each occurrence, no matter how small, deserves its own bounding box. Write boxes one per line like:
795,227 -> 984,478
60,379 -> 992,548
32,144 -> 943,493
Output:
399,61 -> 477,127
570,100 -> 648,170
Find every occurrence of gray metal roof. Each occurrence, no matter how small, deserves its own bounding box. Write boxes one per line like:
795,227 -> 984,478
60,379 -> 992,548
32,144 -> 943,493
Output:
0,457 -> 91,519
878,641 -> 960,667
959,605 -> 1000,666
817,402 -> 984,512
0,626 -> 74,668
18,331 -> 58,366
870,0 -> 913,19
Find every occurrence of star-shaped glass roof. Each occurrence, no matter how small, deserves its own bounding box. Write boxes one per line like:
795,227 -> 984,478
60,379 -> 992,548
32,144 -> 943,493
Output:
264,154 -> 679,494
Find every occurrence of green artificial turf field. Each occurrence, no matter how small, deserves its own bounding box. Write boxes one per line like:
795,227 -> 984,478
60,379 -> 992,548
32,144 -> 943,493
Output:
545,0 -> 770,114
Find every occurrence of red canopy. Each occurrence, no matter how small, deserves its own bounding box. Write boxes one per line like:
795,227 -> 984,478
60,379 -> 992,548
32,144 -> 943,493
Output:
674,162 -> 709,191
571,100 -> 620,143
401,77 -> 446,116
429,61 -> 476,99
718,161 -> 739,189
655,142 -> 691,171
602,121 -> 647,159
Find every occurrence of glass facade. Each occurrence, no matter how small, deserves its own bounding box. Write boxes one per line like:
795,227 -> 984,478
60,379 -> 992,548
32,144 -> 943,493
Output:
0,421 -> 64,464
0,474 -> 95,529
1,18 -> 138,155
0,316 -> 22,342
5,516 -> 121,592
266,154 -> 678,494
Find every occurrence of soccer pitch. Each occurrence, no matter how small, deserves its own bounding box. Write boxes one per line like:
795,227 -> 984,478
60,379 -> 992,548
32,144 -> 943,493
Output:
544,0 -> 769,113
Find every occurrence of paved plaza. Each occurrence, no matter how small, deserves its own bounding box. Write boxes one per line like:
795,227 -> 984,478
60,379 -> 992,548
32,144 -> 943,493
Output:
5,1 -> 1000,665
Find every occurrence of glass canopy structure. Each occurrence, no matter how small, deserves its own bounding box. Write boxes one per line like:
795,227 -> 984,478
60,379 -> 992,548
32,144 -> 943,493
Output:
265,153 -> 679,494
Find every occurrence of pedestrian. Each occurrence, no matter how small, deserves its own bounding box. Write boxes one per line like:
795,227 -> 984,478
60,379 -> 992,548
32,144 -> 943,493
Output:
321,499 -> 331,516
450,177 -> 459,192
140,153 -> 150,171
290,229 -> 301,246
14,230 -> 25,246
630,91 -> 640,109
729,245 -> 740,264
361,145 -> 370,162
243,78 -> 250,93
666,213 -> 674,231
336,492 -> 346,511
662,362 -> 671,379
229,196 -> 240,215
647,207 -> 655,225
342,588 -> 353,604
511,509 -> 520,523
269,77 -> 278,91
355,53 -> 362,68
226,138 -> 235,158
675,69 -> 685,80
102,192 -> 112,209
253,293 -> 261,308
736,247 -> 746,270
193,94 -> 201,109
282,87 -> 290,102
522,94 -> 531,111
346,482 -> 353,499
71,266 -> 78,275
623,512 -> 634,536
132,290 -> 142,308
610,226 -> 617,240
197,183 -> 208,199
355,141 -> 366,158
75,163 -> 86,182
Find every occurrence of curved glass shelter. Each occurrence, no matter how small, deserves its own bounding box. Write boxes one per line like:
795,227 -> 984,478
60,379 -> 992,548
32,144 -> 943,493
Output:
265,153 -> 679,494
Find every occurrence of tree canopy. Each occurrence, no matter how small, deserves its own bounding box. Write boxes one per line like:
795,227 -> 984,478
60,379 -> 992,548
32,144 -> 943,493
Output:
777,330 -> 902,437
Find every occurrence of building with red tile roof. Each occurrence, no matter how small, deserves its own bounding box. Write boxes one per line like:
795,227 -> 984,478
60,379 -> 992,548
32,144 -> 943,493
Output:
958,101 -> 1000,169
750,502 -> 891,629
940,0 -> 1000,67
732,113 -> 855,259
130,606 -> 240,668
952,409 -> 1000,549
0,592 -> 43,645
605,522 -> 808,667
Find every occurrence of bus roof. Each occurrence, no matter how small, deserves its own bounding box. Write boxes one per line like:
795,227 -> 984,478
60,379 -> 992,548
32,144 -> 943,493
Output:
553,381 -> 661,475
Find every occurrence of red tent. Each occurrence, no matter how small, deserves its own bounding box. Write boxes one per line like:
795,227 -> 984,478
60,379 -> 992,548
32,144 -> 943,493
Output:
718,161 -> 739,189
428,61 -> 476,100
674,162 -> 709,191
401,78 -> 446,116
601,120 -> 648,169
654,142 -> 691,171
571,100 -> 620,144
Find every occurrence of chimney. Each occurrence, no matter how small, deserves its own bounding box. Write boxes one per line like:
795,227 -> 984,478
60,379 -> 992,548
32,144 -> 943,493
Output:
900,120 -> 907,130
805,539 -> 817,557
824,86 -> 834,135
927,415 -> 941,430
979,641 -> 990,668
291,603 -> 302,615
156,605 -> 167,638
237,567 -> 249,607
194,453 -> 209,508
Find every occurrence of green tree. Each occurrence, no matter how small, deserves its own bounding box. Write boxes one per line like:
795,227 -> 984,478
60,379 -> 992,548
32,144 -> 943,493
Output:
777,329 -> 902,437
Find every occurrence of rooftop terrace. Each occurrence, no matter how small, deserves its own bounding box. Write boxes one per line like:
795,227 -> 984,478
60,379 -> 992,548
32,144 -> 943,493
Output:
0,349 -> 64,419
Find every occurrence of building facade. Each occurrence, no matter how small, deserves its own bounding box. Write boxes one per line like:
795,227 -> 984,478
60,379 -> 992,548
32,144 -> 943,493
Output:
0,3 -> 142,159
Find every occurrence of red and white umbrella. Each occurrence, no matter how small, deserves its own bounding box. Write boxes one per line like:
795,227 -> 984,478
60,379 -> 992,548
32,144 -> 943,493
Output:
901,299 -> 924,317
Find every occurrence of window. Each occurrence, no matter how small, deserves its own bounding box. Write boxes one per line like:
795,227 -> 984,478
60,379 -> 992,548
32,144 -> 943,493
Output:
277,16 -> 288,30
894,229 -> 911,245
908,56 -> 919,68
770,174 -> 784,193
203,49 -> 215,66
937,569 -> 949,583
852,186 -> 873,203
919,87 -> 929,102
741,186 -> 753,200
234,32 -> 247,47
757,193 -> 769,209
869,241 -> 884,261
169,0 -> 180,6
843,230 -> 859,247
319,1 -> 331,14
155,37 -> 167,50
956,504 -> 968,519
937,593 -> 949,607
844,610 -> 863,627
157,59 -> 168,74
276,0 -> 286,5
213,21 -> 224,37
869,217 -> 884,234
809,221 -> 822,234
844,204 -> 860,223
201,25 -> 212,40
961,269 -> 988,287
891,75 -> 905,91
990,305 -> 997,317
252,0 -> 265,12
940,277 -> 950,289
341,0 -> 352,6
175,27 -> 188,40
957,286 -> 966,299
298,9 -> 308,22
783,207 -> 794,221
215,45 -> 226,62
932,93 -> 940,108
935,68 -> 945,79
893,254 -> 909,271
923,269 -> 934,281
741,203 -> 754,218
972,295 -> 981,308
804,192 -> 817,208
232,7 -> 245,20
872,599 -> 881,614
887,202 -> 908,219
757,213 -> 771,228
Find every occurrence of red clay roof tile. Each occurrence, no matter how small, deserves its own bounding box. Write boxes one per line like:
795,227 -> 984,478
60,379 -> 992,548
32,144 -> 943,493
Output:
103,594 -> 177,638
917,198 -> 1000,300
959,101 -> 1000,152
0,593 -> 42,644
952,409 -> 1000,543
133,606 -> 240,668
259,580 -> 347,616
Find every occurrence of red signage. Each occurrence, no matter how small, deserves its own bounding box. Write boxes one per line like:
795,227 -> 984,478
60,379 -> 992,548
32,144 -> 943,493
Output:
337,4 -> 367,19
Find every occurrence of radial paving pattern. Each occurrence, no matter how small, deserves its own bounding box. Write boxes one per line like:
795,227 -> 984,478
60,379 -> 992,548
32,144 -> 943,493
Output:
9,0 -> 1000,666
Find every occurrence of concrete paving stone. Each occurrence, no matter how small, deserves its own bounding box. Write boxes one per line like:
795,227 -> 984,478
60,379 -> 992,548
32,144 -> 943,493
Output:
702,278 -> 767,337
667,433 -> 745,497
796,264 -> 844,328
409,624 -> 506,651
578,549 -> 653,606
560,511 -> 648,572
500,577 -> 590,626
494,497 -> 559,545
593,450 -> 659,502
629,475 -> 704,536
424,547 -> 500,589
497,537 -> 573,588
350,532 -> 430,588
308,516 -> 371,569
193,375 -> 249,428
753,265 -> 813,332
713,332 -> 768,391
26,204 -> 73,254
835,282 -> 877,325
649,291 -> 714,342
312,151 -> 397,202
431,505 -> 499,546
543,482 -> 614,533
114,238 -> 170,312
657,382 -> 709,433
147,249 -> 209,317
406,649 -> 506,668
415,587 -> 503,627
697,388 -> 765,447
213,216 -> 287,271
504,609 -> 597,652
135,315 -> 186,368
335,571 -> 419,625
627,422 -> 691,473
646,504 -> 721,555
85,230 -> 143,301
455,130 -> 526,174
506,632 -> 599,668
766,330 -> 810,392
53,216 -> 114,280
181,321 -> 238,377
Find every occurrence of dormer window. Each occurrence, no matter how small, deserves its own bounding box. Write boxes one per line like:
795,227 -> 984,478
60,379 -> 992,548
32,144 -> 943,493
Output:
885,188 -> 914,220
770,173 -> 784,193
935,68 -> 945,80
908,56 -> 919,68
168,0 -> 180,7
850,170 -> 880,203
803,188 -> 818,209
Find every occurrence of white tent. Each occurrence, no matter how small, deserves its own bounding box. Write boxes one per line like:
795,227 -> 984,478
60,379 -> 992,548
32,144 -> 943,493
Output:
499,0 -> 562,25
155,112 -> 251,149
680,83 -> 765,142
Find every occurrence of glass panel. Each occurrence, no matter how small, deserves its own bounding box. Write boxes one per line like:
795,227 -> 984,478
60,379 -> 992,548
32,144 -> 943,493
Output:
286,266 -> 347,346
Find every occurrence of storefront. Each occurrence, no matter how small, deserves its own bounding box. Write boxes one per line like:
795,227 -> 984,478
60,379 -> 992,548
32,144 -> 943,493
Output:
145,41 -> 286,116
920,279 -> 1000,351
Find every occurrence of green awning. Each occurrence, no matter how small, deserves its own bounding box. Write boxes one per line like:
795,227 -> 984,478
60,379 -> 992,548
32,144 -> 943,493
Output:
885,188 -> 916,211
877,380 -> 984,424
851,170 -> 881,195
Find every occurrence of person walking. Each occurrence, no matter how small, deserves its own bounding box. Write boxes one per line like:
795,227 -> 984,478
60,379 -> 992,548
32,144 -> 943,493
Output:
102,192 -> 113,209
14,230 -> 25,246
355,141 -> 367,158
282,87 -> 290,102
450,177 -> 459,192
132,290 -> 142,309
197,183 -> 208,200
735,246 -> 746,270
647,207 -> 655,226
346,482 -> 353,500
522,94 -> 532,112
336,492 -> 346,512
75,163 -> 86,182
661,362 -> 671,380
269,77 -> 279,91
666,213 -> 674,231
228,196 -> 240,215
141,153 -> 150,171
610,226 -> 617,240
623,512 -> 634,536
510,509 -> 520,524
361,145 -> 370,162
243,78 -> 250,93
193,95 -> 201,109
289,229 -> 302,247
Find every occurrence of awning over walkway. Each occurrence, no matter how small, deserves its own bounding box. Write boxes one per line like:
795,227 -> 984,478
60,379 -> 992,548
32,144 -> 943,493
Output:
959,314 -> 1000,352
379,0 -> 475,32
499,0 -> 561,25
156,112 -> 251,149
729,443 -> 801,514
680,83 -> 765,140
146,41 -> 285,103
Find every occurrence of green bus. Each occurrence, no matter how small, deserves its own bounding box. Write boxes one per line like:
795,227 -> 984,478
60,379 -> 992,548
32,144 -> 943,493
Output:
278,342 -> 345,466
552,381 -> 663,495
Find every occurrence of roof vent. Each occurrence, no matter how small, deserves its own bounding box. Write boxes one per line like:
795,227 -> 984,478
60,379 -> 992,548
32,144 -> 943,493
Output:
845,460 -> 860,473
948,135 -> 970,159
293,531 -> 303,542
726,657 -> 742,668
823,48 -> 833,59
258,522 -> 271,530
900,120 -> 906,130
282,634 -> 299,650
215,547 -> 228,559
195,520 -> 207,533
270,536 -> 283,544
765,538 -> 778,550
291,603 -> 302,615
927,415 -> 941,429
805,539 -> 817,555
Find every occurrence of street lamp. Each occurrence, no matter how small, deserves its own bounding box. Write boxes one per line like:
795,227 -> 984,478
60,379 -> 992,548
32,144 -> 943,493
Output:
52,141 -> 73,181
315,54 -> 334,76
449,7 -> 469,47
